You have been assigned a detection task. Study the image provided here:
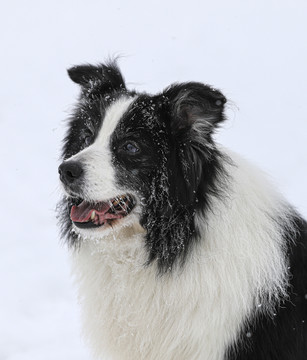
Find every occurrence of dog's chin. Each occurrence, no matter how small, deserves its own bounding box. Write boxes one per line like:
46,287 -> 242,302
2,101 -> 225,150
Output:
71,213 -> 143,240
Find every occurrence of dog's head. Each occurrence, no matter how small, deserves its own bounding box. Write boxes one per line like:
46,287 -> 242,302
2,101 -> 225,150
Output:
58,61 -> 227,272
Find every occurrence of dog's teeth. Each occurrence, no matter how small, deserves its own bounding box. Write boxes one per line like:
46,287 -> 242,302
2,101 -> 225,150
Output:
112,195 -> 129,208
91,211 -> 96,220
113,198 -> 121,206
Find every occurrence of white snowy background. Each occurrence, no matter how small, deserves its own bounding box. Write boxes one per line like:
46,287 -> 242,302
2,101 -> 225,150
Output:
1,0 -> 306,359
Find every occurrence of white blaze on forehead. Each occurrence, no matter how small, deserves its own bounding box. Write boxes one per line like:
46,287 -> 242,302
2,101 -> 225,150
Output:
95,96 -> 135,146
77,96 -> 136,202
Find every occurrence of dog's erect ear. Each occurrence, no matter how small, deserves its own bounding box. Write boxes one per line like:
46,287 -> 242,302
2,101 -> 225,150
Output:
163,82 -> 226,136
67,61 -> 126,97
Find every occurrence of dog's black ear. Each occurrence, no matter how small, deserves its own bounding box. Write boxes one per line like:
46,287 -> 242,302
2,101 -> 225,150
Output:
163,82 -> 226,136
67,61 -> 126,98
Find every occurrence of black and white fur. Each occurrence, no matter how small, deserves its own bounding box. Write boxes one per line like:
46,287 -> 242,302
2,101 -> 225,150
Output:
58,61 -> 307,360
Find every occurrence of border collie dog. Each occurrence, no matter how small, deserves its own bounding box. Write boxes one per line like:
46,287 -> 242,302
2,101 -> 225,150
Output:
58,61 -> 307,360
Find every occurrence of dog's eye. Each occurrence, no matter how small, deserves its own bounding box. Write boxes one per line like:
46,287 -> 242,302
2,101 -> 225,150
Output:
124,143 -> 139,154
84,135 -> 93,147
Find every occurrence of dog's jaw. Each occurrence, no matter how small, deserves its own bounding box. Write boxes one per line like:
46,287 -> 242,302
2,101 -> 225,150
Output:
70,200 -> 144,240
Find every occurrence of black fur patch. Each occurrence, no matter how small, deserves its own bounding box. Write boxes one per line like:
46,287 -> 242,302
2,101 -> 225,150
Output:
67,61 -> 127,101
62,61 -> 136,160
110,84 -> 228,272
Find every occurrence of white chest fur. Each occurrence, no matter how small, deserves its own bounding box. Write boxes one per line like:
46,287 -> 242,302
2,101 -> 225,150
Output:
72,234 -> 236,360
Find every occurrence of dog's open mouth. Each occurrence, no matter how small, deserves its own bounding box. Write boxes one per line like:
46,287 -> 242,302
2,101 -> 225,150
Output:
70,195 -> 135,229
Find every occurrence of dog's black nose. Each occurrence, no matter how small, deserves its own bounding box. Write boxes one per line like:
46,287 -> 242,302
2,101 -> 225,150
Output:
58,161 -> 84,185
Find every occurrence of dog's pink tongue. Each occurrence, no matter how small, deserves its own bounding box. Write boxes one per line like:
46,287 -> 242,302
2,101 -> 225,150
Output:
70,201 -> 110,222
